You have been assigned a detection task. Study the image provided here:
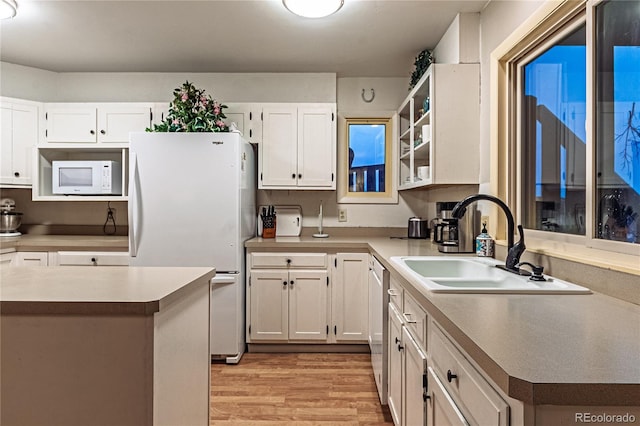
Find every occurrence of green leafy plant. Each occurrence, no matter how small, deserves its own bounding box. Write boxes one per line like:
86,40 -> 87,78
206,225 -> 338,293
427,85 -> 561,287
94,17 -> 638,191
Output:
409,49 -> 433,90
147,81 -> 229,132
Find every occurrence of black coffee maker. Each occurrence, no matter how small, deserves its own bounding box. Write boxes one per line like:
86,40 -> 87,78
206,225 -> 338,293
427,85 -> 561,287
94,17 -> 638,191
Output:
433,201 -> 477,253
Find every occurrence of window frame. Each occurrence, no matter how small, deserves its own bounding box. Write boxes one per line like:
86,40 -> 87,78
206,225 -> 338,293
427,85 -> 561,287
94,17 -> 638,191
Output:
493,0 -> 640,257
337,113 -> 398,204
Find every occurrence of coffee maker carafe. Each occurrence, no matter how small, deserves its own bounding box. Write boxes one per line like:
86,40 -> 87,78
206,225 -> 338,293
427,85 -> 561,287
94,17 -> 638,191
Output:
434,201 -> 477,253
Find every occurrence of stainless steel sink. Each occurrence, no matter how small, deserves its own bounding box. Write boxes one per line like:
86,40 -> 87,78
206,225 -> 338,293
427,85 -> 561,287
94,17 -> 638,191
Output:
391,256 -> 591,294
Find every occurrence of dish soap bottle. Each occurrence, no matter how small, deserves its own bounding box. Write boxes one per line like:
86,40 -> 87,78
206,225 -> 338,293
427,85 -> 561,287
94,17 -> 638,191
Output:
476,222 -> 495,257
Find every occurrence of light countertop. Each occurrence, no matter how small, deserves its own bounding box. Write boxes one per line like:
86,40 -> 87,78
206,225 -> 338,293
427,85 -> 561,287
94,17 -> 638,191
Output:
0,266 -> 215,315
0,234 -> 128,253
246,235 -> 640,406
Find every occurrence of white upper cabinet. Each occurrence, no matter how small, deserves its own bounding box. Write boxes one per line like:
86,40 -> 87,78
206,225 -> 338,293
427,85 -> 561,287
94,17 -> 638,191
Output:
224,103 -> 262,144
398,63 -> 480,189
44,103 -> 152,144
259,103 -> 336,190
0,98 -> 39,187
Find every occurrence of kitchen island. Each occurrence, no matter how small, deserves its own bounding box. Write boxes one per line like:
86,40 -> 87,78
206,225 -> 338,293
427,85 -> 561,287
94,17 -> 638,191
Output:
0,266 -> 214,426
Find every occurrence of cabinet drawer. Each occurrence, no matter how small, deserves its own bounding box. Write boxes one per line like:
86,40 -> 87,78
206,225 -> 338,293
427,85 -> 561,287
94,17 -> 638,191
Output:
388,275 -> 404,311
403,292 -> 428,352
56,251 -> 129,266
250,252 -> 327,268
13,251 -> 48,266
430,323 -> 509,426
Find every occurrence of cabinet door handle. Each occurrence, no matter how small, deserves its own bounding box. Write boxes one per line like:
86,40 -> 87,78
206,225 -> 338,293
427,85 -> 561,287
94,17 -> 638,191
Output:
298,174 -> 302,179
290,280 -> 294,286
387,289 -> 398,296
90,130 -> 95,135
447,370 -> 458,382
14,172 -> 20,177
403,313 -> 417,324
291,174 -> 296,179
283,281 -> 288,287
100,129 -> 106,135
397,344 -> 404,352
395,337 -> 400,344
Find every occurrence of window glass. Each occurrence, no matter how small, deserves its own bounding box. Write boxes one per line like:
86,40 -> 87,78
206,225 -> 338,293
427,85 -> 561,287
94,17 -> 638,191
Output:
521,25 -> 586,234
595,0 -> 640,244
347,120 -> 389,193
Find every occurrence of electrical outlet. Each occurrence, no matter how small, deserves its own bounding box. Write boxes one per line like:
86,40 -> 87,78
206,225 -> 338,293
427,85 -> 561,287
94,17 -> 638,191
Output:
481,215 -> 490,230
338,209 -> 347,222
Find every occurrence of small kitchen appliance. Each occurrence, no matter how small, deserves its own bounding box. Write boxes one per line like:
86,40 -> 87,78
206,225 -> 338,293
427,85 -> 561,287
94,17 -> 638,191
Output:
407,217 -> 428,239
52,160 -> 122,195
434,201 -> 478,253
0,198 -> 22,236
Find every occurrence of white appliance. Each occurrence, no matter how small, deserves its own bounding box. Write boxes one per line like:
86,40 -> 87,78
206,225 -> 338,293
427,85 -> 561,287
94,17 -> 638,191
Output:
52,160 -> 122,195
369,255 -> 389,404
128,132 -> 255,364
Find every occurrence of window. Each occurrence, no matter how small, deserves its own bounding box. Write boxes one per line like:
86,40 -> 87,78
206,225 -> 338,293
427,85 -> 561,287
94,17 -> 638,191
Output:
519,24 -> 587,235
594,0 -> 640,245
498,0 -> 639,255
338,116 -> 396,203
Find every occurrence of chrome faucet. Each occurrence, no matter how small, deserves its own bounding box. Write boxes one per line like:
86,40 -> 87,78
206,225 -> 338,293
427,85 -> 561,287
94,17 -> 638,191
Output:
451,194 -> 525,273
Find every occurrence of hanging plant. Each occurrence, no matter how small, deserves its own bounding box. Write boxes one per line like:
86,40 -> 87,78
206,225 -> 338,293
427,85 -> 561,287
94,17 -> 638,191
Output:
147,81 -> 229,132
409,49 -> 433,90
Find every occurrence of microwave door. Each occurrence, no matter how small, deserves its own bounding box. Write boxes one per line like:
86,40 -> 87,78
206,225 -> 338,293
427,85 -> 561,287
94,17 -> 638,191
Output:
59,167 -> 94,187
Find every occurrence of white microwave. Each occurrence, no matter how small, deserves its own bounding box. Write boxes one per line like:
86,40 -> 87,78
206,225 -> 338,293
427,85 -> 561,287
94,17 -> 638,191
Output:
52,160 -> 122,195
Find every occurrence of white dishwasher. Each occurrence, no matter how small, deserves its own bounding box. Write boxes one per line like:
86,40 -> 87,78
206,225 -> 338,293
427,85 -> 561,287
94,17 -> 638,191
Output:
368,255 -> 389,405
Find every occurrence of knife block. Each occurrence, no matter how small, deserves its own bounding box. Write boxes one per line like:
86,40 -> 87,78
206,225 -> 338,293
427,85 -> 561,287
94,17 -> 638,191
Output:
262,219 -> 276,238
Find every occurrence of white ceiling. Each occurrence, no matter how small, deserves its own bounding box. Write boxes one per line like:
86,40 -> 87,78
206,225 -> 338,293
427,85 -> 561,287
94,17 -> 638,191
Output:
0,0 -> 487,77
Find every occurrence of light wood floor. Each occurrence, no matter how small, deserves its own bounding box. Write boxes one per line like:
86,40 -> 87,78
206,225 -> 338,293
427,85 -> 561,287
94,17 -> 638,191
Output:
210,352 -> 394,425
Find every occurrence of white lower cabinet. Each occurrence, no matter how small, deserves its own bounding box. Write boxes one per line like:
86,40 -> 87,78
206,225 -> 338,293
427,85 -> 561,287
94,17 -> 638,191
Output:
249,269 -> 328,341
429,322 -> 509,426
388,303 -> 404,425
332,253 -> 369,342
51,251 -> 129,266
248,253 -> 329,342
427,367 -> 469,426
247,251 -> 370,345
388,301 -> 429,426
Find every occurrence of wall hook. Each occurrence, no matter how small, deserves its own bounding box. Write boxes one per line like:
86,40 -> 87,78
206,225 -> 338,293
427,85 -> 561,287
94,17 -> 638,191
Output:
361,88 -> 375,103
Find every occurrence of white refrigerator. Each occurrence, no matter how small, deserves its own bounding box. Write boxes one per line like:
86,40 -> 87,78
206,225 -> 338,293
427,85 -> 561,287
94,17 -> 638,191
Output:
128,132 -> 255,363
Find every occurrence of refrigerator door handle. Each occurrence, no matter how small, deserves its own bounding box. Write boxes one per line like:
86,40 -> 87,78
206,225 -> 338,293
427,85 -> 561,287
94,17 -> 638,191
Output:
210,276 -> 236,286
128,152 -> 139,257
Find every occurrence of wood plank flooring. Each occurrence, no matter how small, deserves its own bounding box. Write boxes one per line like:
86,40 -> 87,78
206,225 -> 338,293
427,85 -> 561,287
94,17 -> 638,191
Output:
210,353 -> 394,425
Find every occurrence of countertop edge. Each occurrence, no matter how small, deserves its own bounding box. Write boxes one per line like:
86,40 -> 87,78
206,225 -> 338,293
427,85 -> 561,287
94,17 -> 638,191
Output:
0,300 -> 160,315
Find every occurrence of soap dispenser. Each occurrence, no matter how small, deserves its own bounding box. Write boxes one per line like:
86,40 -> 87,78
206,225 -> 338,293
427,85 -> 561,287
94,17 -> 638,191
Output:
476,222 -> 495,257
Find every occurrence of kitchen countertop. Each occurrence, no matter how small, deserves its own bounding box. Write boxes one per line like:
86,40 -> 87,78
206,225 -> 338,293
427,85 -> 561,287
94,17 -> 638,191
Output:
0,234 -> 128,253
246,235 -> 640,407
0,266 -> 215,315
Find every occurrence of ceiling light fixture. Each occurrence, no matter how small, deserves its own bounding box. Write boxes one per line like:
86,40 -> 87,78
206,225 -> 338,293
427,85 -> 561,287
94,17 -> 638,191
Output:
0,0 -> 17,19
283,0 -> 344,19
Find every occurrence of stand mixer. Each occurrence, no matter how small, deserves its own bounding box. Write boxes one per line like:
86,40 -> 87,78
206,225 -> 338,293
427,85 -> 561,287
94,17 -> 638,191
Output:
0,198 -> 23,237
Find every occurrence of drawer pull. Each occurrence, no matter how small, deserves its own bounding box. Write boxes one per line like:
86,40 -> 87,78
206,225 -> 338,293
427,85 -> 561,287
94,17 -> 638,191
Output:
286,258 -> 292,264
91,257 -> 97,266
447,370 -> 458,382
403,313 -> 417,324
